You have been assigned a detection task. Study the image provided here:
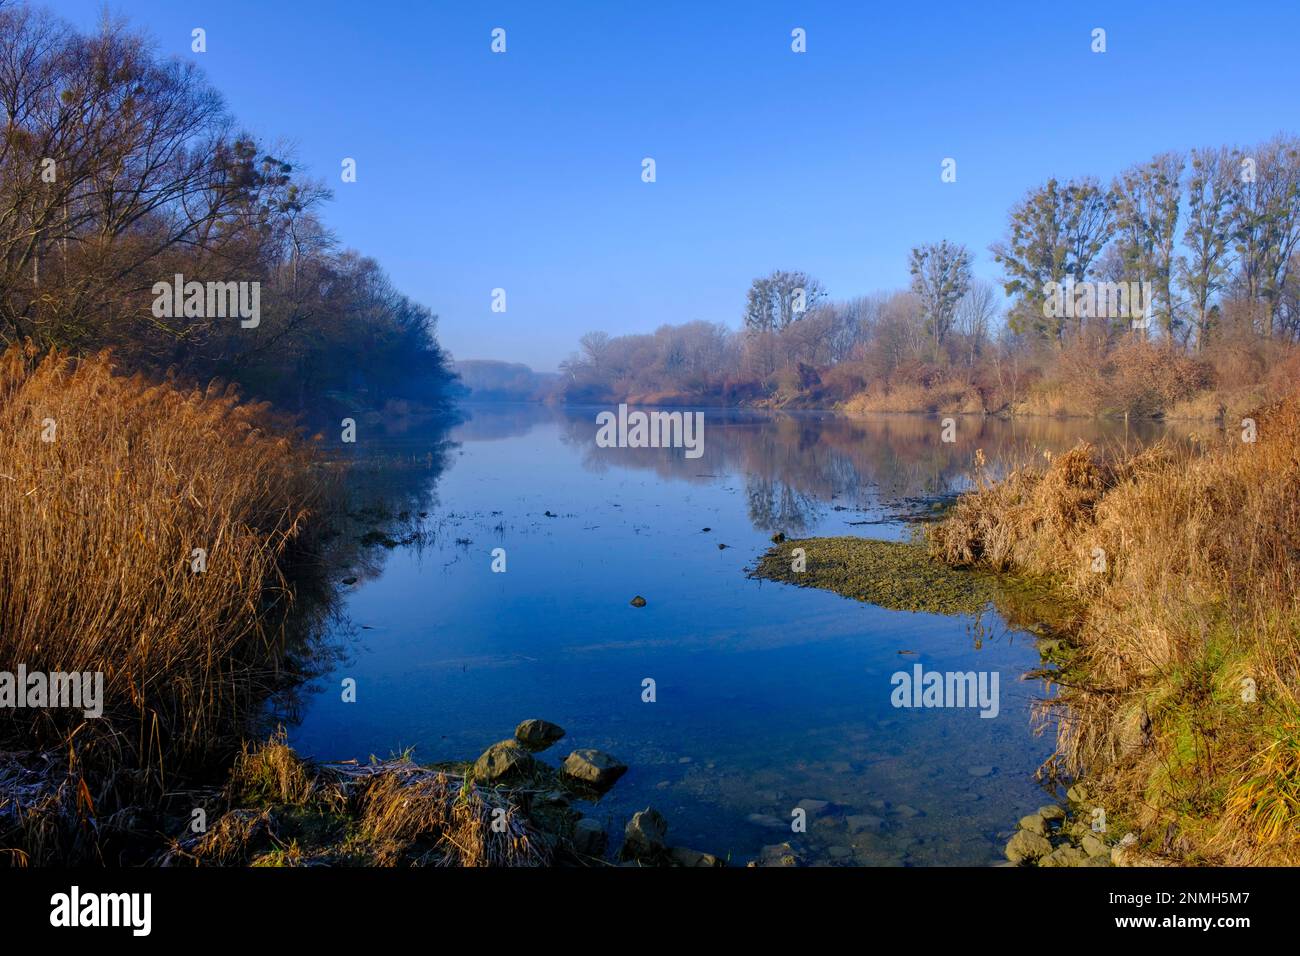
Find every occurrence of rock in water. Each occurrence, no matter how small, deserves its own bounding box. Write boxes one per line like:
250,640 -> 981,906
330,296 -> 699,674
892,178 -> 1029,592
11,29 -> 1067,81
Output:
846,814 -> 884,834
630,595 -> 647,607
621,807 -> 668,862
669,846 -> 723,868
795,798 -> 832,818
472,740 -> 536,783
1004,829 -> 1052,864
754,842 -> 805,867
571,818 -> 608,858
514,718 -> 566,752
561,749 -> 628,789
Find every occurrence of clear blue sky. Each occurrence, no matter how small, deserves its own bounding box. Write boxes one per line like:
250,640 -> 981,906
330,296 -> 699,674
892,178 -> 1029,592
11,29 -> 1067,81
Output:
43,0 -> 1300,370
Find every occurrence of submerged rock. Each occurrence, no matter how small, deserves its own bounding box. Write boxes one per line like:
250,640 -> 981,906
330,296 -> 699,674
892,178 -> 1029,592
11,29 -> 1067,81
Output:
846,814 -> 884,834
629,595 -> 647,608
514,718 -> 566,752
753,842 -> 804,867
796,798 -> 833,818
561,749 -> 628,789
472,739 -> 536,783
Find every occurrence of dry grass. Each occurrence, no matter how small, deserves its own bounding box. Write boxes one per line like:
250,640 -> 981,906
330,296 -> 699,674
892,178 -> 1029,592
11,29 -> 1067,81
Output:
844,381 -> 985,415
159,736 -> 551,867
929,392 -> 1300,863
353,761 -> 547,866
0,345 -> 327,788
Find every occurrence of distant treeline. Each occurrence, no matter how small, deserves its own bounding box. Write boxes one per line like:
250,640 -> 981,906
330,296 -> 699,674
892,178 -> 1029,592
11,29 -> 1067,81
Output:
453,360 -> 560,402
0,3 -> 456,417
559,138 -> 1300,419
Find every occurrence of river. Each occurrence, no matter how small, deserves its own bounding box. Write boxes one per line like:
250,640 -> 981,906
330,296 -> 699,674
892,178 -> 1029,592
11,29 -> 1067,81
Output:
284,403 -> 1171,866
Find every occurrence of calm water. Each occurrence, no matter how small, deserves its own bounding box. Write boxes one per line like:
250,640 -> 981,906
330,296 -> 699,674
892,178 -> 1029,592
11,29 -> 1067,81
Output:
286,404 -> 1170,866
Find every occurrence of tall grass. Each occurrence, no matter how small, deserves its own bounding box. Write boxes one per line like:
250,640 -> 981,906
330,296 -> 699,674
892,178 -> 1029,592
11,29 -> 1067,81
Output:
0,345 -> 327,792
930,393 -> 1300,862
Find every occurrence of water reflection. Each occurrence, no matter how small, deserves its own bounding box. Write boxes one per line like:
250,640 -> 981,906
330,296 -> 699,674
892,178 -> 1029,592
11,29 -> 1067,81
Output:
281,404 -> 1173,866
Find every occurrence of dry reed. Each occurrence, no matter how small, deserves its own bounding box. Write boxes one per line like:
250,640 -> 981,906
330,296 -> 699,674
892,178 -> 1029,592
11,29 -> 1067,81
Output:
929,392 -> 1300,863
0,345 -> 327,787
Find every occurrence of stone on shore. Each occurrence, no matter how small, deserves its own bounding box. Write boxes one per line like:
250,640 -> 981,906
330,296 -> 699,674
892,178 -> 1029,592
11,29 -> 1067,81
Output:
571,818 -> 608,857
1111,832 -> 1141,866
1039,845 -> 1088,867
1018,813 -> 1047,835
621,807 -> 668,862
472,739 -> 536,783
1005,829 -> 1052,864
1081,833 -> 1110,858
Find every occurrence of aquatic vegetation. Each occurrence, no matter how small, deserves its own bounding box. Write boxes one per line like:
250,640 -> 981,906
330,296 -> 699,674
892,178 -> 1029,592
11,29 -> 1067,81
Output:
750,535 -> 995,616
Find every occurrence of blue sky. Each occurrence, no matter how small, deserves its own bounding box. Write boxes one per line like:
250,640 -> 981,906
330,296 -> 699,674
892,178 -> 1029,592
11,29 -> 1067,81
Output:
43,0 -> 1300,370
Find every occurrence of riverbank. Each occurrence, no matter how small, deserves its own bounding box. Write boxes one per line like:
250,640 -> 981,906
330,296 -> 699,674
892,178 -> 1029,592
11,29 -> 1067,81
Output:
0,346 -> 335,863
165,721 -> 725,867
750,393 -> 1300,865
0,350 -> 720,867
927,393 -> 1299,865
